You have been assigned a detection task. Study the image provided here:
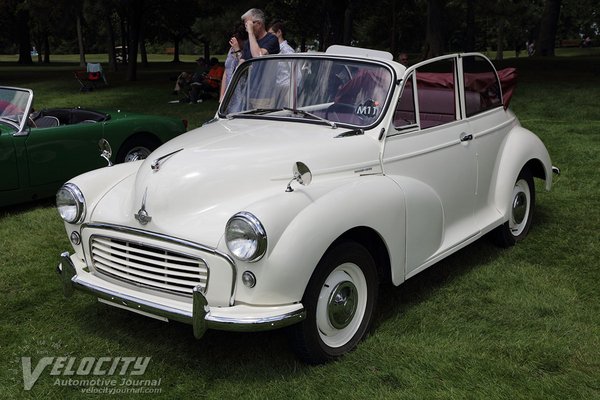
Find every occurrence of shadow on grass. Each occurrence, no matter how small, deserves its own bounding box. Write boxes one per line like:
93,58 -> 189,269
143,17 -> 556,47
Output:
76,241 -> 497,378
0,198 -> 55,220
65,203 -> 554,378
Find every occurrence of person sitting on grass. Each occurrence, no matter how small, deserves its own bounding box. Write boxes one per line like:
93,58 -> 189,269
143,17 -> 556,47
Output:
189,58 -> 225,103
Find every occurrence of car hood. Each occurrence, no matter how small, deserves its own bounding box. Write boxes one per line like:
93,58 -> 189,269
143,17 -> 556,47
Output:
91,118 -> 382,246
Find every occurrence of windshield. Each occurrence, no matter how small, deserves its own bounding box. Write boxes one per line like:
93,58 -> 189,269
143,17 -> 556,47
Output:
0,87 -> 32,131
220,56 -> 394,128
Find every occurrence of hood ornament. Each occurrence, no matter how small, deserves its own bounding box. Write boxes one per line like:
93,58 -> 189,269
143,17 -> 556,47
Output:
151,148 -> 184,172
134,189 -> 152,225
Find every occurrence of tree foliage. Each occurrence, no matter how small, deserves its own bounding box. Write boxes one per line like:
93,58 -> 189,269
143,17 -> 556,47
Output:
0,0 -> 598,76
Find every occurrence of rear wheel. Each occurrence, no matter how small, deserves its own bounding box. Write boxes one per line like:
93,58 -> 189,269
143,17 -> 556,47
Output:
116,135 -> 160,163
494,168 -> 536,247
289,242 -> 378,364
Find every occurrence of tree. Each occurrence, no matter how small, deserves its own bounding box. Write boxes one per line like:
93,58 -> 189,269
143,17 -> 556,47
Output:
537,0 -> 562,56
123,0 -> 145,81
423,0 -> 445,59
153,0 -> 201,62
15,6 -> 33,64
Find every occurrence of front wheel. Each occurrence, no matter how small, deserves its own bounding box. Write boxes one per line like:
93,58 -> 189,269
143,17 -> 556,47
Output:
289,242 -> 379,364
493,168 -> 536,247
116,136 -> 160,163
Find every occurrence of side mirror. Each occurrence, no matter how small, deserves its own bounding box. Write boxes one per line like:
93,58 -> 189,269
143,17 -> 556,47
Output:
286,161 -> 312,192
98,138 -> 113,166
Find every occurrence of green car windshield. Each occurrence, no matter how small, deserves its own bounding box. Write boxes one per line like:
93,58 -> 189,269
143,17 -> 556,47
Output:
219,57 -> 394,128
0,87 -> 33,132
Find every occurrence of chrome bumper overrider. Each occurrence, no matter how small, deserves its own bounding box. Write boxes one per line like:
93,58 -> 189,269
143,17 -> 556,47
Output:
57,252 -> 306,338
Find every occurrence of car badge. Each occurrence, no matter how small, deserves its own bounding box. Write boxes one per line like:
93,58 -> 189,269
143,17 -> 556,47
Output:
151,148 -> 184,172
134,189 -> 152,225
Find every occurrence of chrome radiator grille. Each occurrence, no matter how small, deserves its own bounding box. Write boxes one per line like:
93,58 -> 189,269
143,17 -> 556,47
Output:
90,236 -> 208,295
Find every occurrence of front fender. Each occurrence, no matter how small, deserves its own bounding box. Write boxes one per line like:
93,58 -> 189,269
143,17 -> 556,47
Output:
61,161 -> 141,260
233,175 -> 406,305
493,125 -> 552,218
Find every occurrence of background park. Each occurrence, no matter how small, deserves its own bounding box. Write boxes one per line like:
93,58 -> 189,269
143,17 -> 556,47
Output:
1,0 -> 599,398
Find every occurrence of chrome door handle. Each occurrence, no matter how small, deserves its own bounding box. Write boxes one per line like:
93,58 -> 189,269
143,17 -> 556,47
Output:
460,133 -> 473,142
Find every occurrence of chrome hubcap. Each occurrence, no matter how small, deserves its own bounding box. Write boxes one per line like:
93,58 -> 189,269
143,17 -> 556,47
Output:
316,263 -> 368,348
509,178 -> 531,236
124,146 -> 151,162
512,191 -> 527,224
327,281 -> 358,329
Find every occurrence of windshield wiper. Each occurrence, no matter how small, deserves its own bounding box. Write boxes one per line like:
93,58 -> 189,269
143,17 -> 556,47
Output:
283,107 -> 337,129
226,108 -> 283,119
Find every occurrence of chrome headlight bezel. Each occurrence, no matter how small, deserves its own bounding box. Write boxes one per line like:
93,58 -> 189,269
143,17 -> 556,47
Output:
225,212 -> 267,262
56,183 -> 86,224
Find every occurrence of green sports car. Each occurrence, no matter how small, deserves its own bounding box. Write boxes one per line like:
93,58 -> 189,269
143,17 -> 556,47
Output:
1,86 -> 188,207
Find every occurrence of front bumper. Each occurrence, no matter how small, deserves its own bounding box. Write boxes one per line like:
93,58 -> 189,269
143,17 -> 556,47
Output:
57,252 -> 306,338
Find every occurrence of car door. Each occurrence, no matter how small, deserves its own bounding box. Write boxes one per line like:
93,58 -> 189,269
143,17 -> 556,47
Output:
382,56 -> 478,276
25,120 -> 106,187
461,54 -> 511,219
0,128 -> 20,191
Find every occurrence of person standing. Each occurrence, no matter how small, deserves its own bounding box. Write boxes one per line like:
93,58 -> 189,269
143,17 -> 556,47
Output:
240,8 -> 279,62
268,20 -> 295,54
220,24 -> 248,101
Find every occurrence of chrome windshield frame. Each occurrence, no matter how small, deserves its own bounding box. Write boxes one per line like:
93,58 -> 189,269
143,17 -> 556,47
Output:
0,86 -> 34,133
218,54 -> 397,130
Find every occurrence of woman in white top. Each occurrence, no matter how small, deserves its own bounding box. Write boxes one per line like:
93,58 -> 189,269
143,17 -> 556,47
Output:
220,24 -> 248,101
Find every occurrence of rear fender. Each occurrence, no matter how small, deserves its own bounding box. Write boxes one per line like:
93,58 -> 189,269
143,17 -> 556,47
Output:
492,126 -> 552,218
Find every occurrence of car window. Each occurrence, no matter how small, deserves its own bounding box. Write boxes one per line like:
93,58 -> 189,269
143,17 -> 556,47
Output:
393,73 -> 417,130
462,55 -> 502,117
415,59 -> 457,129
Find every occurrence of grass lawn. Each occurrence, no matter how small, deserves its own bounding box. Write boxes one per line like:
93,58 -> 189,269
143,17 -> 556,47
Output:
1,53 -> 599,399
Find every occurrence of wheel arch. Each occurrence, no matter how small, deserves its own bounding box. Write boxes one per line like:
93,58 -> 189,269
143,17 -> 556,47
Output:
115,131 -> 162,163
492,126 -> 553,219
328,227 -> 392,286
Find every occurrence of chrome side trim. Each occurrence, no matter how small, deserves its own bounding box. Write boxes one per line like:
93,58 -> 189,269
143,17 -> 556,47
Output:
82,223 -> 237,306
58,253 -> 305,338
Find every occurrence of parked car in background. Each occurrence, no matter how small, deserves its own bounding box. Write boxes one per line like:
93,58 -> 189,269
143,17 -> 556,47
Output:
56,47 -> 557,363
0,86 -> 187,207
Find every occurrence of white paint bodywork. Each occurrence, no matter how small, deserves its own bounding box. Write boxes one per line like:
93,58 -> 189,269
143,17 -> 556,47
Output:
60,48 -> 553,333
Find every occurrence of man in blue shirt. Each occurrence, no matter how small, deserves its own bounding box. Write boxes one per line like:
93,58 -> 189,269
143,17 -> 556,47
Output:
240,8 -> 279,62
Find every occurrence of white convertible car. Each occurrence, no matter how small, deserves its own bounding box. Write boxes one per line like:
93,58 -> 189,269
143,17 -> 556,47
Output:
57,46 -> 557,363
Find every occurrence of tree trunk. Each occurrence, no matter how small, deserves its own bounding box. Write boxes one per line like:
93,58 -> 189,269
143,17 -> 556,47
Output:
423,0 -> 445,59
390,0 -> 397,55
126,0 -> 143,81
203,40 -> 210,63
496,19 -> 505,61
120,13 -> 128,64
537,0 -> 561,56
105,11 -> 117,72
343,6 -> 352,45
16,10 -> 33,65
140,24 -> 148,67
465,0 -> 475,52
43,35 -> 50,63
76,14 -> 86,67
172,36 -> 181,63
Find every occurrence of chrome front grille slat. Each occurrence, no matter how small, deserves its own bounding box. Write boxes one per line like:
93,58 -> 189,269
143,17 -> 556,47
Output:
90,236 -> 208,296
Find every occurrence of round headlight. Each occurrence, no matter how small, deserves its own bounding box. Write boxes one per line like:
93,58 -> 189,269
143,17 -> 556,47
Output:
56,183 -> 86,224
225,212 -> 267,262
